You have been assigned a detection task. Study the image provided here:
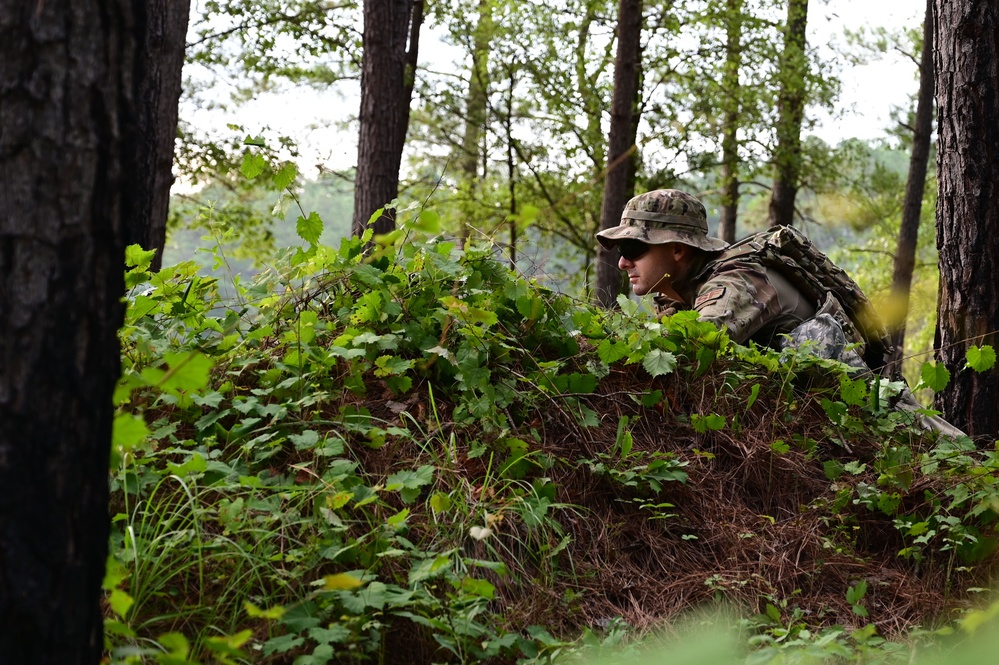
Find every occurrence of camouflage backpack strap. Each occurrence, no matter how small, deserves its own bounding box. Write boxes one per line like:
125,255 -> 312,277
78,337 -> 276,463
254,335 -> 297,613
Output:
759,225 -> 894,372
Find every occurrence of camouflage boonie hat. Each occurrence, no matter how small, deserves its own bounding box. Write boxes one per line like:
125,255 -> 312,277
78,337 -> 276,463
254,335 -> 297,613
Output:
596,189 -> 729,252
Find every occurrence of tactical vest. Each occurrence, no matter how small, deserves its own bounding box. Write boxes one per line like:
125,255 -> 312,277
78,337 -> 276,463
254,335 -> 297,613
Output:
710,225 -> 894,372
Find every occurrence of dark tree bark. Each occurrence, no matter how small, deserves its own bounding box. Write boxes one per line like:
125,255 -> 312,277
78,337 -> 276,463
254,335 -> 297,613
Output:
718,0 -> 744,244
888,0 -> 934,370
933,0 -> 999,439
595,0 -> 643,308
352,0 -> 425,238
126,1 -> 191,271
768,0 -> 808,227
0,0 -> 183,660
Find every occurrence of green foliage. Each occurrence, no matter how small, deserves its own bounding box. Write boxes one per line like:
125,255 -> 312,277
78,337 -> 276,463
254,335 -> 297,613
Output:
108,202 -> 999,664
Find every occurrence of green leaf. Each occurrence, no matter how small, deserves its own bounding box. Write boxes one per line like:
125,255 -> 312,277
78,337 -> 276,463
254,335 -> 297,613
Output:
108,588 -> 134,618
158,632 -> 191,659
642,348 -> 677,377
125,244 -> 157,269
413,209 -> 441,233
386,465 -> 435,504
821,398 -> 848,425
323,573 -> 364,590
597,338 -> 631,364
409,554 -> 452,585
167,453 -> 208,477
273,162 -> 298,190
641,390 -> 663,407
746,383 -> 761,410
966,345 -> 997,372
144,351 -> 213,394
429,492 -> 452,513
263,634 -> 305,657
839,377 -> 868,406
374,355 -> 414,377
691,413 -> 725,433
918,361 -> 951,392
244,602 -> 285,620
289,430 -> 320,450
204,630 -> 252,658
824,460 -> 844,480
112,413 -> 149,453
770,440 -> 790,454
843,461 -> 866,475
846,580 -> 868,605
240,152 -> 266,179
460,577 -> 496,599
297,211 -> 324,246
568,372 -> 597,394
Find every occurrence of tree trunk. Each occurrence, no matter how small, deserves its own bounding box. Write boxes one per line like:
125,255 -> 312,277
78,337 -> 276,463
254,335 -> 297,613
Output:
718,0 -> 744,244
933,0 -> 999,439
0,1 -> 181,659
457,0 -> 493,246
768,0 -> 808,227
352,0 -> 425,238
596,0 -> 643,308
126,1 -> 191,271
888,0 -> 934,371
506,67 -> 518,267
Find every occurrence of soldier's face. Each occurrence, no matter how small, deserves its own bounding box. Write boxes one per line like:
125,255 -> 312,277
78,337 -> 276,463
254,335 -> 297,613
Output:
619,242 -> 681,297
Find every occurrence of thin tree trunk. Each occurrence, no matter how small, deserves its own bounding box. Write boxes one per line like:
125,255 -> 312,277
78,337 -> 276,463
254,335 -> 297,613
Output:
0,1 -> 180,659
596,0 -> 643,308
351,0 -> 425,238
457,0 -> 493,246
933,0 -> 999,439
126,0 -> 191,271
506,67 -> 518,267
768,0 -> 808,227
888,0 -> 934,371
718,0 -> 744,243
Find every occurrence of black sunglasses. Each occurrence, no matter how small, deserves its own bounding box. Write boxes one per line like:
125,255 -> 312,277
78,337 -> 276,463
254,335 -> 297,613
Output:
617,239 -> 651,261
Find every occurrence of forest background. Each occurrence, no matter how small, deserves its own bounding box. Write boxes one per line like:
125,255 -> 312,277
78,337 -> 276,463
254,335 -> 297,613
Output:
169,0 -> 947,395
172,0 -> 926,334
6,0 -> 999,664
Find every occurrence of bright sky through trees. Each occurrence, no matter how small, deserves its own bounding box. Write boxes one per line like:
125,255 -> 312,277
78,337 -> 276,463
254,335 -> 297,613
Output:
181,0 -> 924,178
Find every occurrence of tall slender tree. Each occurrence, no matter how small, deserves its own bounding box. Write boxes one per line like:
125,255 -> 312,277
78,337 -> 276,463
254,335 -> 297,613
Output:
888,0 -> 934,370
768,0 -> 808,227
129,1 -> 192,270
456,0 -> 494,245
352,0 -> 426,237
0,0 -> 187,659
932,0 -> 999,439
718,0 -> 744,243
595,0 -> 644,308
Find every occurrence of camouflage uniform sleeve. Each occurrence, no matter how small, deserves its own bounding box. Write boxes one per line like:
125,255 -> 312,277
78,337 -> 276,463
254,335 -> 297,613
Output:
690,262 -> 784,345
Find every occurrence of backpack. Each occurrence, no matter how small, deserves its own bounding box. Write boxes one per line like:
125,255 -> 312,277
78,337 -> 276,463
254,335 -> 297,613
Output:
719,225 -> 894,372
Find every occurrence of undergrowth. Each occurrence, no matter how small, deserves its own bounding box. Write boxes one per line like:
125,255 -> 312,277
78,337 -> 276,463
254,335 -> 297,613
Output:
104,202 -> 999,664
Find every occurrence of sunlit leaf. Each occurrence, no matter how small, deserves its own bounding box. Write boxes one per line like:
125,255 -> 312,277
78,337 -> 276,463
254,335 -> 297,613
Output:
240,152 -> 266,179
966,345 -> 997,373
323,573 -> 364,590
297,211 -> 324,246
918,361 -> 951,392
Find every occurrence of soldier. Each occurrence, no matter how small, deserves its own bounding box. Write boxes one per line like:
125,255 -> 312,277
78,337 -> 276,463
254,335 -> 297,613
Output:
596,189 -> 817,350
596,188 -> 965,439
